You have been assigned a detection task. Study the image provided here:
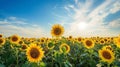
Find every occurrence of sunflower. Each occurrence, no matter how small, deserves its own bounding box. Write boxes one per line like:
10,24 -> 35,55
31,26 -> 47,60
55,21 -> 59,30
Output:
40,37 -> 46,44
19,40 -> 24,45
21,44 -> 28,50
60,43 -> 70,54
99,39 -> 105,45
47,42 -> 55,49
0,34 -> 3,38
103,45 -> 113,51
29,39 -> 34,43
77,37 -> 82,43
51,24 -> 64,37
99,48 -> 115,64
68,36 -> 73,41
0,38 -> 5,47
83,39 -> 95,49
104,38 -> 108,42
26,43 -> 44,62
10,35 -> 20,44
95,40 -> 99,44
114,37 -> 120,48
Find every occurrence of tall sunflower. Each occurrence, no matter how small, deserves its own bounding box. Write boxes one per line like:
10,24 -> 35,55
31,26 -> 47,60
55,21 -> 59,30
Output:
114,37 -> 120,48
83,39 -> 95,49
26,43 -> 44,62
10,35 -> 20,44
0,38 -> 5,47
60,43 -> 70,54
99,48 -> 115,64
51,24 -> 64,37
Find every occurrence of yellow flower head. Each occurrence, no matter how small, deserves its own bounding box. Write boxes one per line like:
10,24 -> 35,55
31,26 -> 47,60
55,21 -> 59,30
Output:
51,24 -> 64,37
10,35 -> 20,44
19,40 -> 24,45
60,43 -> 70,54
47,42 -> 55,49
99,48 -> 115,64
114,37 -> 120,48
21,44 -> 28,51
0,34 -> 3,38
26,43 -> 44,62
40,37 -> 46,44
103,45 -> 112,51
99,39 -> 105,45
83,39 -> 95,49
0,38 -> 5,47
77,37 -> 82,43
104,38 -> 108,42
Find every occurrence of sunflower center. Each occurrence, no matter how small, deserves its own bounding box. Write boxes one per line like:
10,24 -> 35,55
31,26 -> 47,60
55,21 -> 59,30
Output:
30,48 -> 40,58
19,41 -> 23,44
22,45 -> 27,49
96,40 -> 98,43
0,35 -> 2,37
101,41 -> 104,43
78,38 -> 81,41
102,51 -> 111,59
0,39 -> 3,44
41,39 -> 44,42
54,28 -> 61,35
12,36 -> 18,42
104,39 -> 107,41
86,40 -> 92,46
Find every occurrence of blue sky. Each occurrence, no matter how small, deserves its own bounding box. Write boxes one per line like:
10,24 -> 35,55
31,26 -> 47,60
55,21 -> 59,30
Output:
0,0 -> 120,37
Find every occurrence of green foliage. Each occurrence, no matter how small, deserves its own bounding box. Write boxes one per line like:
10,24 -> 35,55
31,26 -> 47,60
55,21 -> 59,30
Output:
0,37 -> 120,67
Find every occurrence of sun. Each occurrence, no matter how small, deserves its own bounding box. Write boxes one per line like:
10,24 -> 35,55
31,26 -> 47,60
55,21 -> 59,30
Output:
78,22 -> 87,30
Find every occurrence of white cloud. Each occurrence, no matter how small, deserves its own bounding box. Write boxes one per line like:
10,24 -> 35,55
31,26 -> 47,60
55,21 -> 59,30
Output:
4,16 -> 27,25
63,0 -> 120,37
0,25 -> 45,38
0,19 -> 10,25
74,0 -> 78,4
8,16 -> 17,20
110,1 -> 120,14
108,18 -> 120,28
12,20 -> 27,25
0,17 -> 48,38
0,16 -> 28,25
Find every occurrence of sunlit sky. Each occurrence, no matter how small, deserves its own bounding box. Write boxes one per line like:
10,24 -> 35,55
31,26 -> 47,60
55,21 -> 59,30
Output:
0,0 -> 120,37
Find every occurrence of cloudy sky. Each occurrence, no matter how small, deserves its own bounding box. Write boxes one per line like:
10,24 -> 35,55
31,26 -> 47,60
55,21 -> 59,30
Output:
0,0 -> 120,37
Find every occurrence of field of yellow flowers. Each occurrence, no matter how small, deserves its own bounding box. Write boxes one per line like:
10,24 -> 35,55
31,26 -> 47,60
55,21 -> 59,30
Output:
0,24 -> 120,67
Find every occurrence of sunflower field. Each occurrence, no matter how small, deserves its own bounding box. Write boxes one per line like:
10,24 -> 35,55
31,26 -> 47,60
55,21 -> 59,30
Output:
0,24 -> 120,67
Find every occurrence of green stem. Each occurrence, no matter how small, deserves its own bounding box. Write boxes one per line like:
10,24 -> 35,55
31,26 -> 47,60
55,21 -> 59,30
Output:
89,49 -> 92,59
16,49 -> 19,67
52,53 -> 53,67
107,64 -> 110,67
60,63 -> 62,67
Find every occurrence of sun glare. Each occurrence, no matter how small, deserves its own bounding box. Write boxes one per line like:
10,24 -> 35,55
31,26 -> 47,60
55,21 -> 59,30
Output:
78,22 -> 87,30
